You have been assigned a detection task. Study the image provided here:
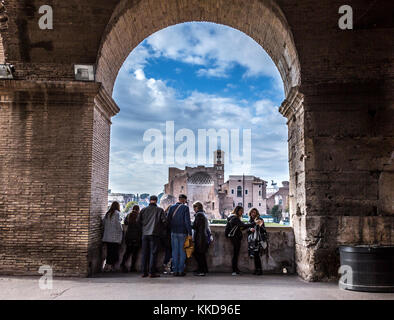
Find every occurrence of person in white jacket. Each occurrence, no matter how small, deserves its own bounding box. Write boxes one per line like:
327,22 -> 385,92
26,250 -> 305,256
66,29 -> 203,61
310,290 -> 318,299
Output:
102,201 -> 123,272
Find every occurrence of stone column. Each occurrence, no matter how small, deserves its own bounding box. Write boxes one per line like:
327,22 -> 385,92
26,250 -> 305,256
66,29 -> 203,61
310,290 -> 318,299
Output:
0,80 -> 119,276
279,86 -> 310,279
281,81 -> 394,281
88,87 -> 120,275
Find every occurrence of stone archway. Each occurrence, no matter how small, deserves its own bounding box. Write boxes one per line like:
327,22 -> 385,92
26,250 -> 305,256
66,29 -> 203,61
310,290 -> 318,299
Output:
94,0 -> 309,278
0,0 -> 392,281
96,0 -> 300,97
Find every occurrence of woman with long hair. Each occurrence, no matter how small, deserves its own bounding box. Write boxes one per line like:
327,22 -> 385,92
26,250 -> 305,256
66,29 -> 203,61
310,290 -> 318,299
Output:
192,201 -> 212,276
247,207 -> 266,275
120,205 -> 141,272
102,201 -> 123,272
226,206 -> 254,275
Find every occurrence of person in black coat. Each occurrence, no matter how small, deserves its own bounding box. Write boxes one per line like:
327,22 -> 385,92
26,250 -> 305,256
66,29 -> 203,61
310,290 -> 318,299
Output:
226,206 -> 254,275
161,205 -> 173,274
192,201 -> 212,276
120,205 -> 142,272
247,208 -> 267,275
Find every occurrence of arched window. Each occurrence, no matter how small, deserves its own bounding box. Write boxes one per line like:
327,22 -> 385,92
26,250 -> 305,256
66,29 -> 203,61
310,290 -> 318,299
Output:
237,186 -> 242,197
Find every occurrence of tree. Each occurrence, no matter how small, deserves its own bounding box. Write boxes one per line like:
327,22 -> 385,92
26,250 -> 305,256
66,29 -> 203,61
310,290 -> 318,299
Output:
270,205 -> 282,223
124,201 -> 137,213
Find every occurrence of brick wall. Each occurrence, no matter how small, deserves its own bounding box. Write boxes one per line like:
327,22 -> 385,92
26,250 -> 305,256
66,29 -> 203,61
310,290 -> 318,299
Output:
0,80 -> 117,277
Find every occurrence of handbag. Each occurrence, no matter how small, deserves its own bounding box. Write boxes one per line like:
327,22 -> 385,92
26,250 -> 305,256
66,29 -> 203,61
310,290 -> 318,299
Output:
260,239 -> 268,250
184,235 -> 194,258
227,225 -> 239,238
257,226 -> 268,252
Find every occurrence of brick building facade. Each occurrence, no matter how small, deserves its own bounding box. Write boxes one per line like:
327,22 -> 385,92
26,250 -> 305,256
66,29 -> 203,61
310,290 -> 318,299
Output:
163,150 -> 269,218
221,175 -> 268,216
267,181 -> 290,221
164,150 -> 225,218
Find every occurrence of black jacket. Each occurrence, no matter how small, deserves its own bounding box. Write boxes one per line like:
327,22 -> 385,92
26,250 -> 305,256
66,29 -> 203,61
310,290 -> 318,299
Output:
124,213 -> 142,246
227,214 -> 253,240
192,212 -> 209,253
247,217 -> 268,242
159,209 -> 171,239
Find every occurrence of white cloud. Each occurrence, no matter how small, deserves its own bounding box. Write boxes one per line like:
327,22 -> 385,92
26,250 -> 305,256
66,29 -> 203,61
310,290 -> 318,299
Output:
111,72 -> 287,194
119,22 -> 284,92
110,22 -> 288,194
255,99 -> 276,115
134,69 -> 146,80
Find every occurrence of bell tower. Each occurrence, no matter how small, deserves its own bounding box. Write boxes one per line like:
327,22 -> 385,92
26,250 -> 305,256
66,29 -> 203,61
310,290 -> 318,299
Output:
214,149 -> 225,187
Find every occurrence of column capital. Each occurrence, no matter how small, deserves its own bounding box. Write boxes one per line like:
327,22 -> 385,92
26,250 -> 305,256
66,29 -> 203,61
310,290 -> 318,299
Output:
279,86 -> 304,120
94,86 -> 120,121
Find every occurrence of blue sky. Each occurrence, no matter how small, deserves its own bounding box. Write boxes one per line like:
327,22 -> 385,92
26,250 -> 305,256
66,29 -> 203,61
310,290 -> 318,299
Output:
110,22 -> 288,195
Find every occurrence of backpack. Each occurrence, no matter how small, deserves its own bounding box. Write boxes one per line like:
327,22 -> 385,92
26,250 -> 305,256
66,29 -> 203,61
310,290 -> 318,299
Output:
225,216 -> 238,238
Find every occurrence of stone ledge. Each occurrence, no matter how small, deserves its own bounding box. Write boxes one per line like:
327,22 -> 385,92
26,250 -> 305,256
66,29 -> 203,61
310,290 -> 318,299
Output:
0,79 -> 101,92
111,225 -> 295,275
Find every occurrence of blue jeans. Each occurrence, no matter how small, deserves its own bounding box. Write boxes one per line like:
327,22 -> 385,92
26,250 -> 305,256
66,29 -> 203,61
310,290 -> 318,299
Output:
171,233 -> 187,273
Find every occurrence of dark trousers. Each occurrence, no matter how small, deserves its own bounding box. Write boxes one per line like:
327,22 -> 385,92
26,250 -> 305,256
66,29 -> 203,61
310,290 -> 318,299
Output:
141,235 -> 159,275
194,251 -> 208,273
106,242 -> 120,265
160,236 -> 172,266
254,254 -> 262,272
121,244 -> 140,271
230,237 -> 242,272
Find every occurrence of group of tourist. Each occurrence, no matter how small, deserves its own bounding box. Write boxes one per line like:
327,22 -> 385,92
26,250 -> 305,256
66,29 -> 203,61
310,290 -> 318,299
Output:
102,194 -> 268,277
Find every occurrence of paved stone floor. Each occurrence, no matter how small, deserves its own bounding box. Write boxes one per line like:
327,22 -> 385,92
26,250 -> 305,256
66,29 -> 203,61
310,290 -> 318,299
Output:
0,274 -> 393,300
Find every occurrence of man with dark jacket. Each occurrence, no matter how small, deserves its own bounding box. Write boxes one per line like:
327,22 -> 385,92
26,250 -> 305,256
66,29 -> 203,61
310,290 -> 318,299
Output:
137,195 -> 167,278
167,194 -> 192,276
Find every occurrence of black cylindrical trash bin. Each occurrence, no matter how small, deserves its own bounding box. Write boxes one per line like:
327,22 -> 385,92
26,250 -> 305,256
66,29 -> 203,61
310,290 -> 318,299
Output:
339,245 -> 394,293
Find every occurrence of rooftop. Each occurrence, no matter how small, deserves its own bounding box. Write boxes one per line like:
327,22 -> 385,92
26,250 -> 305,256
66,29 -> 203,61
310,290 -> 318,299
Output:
187,172 -> 214,185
